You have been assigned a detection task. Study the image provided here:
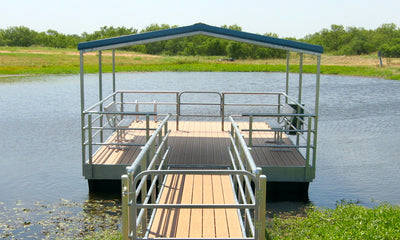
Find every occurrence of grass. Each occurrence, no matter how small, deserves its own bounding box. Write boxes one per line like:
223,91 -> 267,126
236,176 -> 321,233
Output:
1,46 -> 400,80
267,203 -> 400,239
3,198 -> 399,239
84,202 -> 400,239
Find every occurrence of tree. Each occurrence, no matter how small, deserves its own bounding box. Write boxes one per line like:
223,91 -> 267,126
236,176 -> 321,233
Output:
2,26 -> 37,47
226,41 -> 245,59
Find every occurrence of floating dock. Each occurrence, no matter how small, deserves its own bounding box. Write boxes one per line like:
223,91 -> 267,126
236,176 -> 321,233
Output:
78,23 -> 322,239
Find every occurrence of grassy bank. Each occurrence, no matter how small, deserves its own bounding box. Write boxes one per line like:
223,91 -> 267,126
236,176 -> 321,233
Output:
3,199 -> 398,239
267,203 -> 400,239
84,203 -> 400,240
83,204 -> 400,240
1,46 -> 400,80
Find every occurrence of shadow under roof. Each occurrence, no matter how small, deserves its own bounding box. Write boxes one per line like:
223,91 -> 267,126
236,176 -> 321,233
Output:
78,23 -> 323,55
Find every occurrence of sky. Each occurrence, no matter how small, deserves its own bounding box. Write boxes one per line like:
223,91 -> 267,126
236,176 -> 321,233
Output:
1,0 -> 399,39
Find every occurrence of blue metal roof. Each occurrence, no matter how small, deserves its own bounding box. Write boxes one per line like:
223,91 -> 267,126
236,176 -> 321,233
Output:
78,23 -> 323,54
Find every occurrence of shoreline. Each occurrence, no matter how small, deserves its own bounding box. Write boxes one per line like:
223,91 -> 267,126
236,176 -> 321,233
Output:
1,47 -> 399,80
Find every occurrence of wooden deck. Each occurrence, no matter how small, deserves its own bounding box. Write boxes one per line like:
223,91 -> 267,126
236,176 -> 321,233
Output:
92,120 -> 306,167
148,173 -> 243,238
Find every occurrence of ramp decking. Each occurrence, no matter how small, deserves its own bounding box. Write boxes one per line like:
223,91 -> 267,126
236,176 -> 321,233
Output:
148,173 -> 242,238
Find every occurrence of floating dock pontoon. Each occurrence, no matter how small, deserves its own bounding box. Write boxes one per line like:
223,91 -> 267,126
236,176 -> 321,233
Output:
78,23 -> 322,239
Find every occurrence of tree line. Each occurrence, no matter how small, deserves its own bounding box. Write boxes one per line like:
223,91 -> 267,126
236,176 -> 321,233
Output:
1,23 -> 399,58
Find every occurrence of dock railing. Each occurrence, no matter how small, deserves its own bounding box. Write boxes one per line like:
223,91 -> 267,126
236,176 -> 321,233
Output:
240,98 -> 317,179
82,90 -> 315,176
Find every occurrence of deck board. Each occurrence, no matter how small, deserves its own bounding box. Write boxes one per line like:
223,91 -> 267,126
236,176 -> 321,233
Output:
92,120 -> 306,167
148,174 -> 243,238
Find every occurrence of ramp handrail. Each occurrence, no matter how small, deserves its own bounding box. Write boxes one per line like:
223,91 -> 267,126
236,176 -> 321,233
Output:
228,116 -> 267,239
122,114 -> 171,239
121,114 -> 267,240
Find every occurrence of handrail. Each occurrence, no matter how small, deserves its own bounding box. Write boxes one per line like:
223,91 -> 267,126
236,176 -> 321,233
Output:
229,116 -> 258,173
121,114 -> 171,240
228,116 -> 266,238
121,114 -> 267,240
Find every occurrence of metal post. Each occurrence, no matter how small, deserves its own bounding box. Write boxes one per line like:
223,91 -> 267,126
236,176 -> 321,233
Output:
285,51 -> 290,100
135,100 -> 139,122
112,49 -> 116,96
99,51 -> 104,142
257,174 -> 267,240
176,92 -> 180,130
221,93 -> 225,131
129,173 -> 137,240
298,53 -> 303,104
164,121 -> 169,153
305,117 -> 312,179
120,92 -> 124,115
312,55 -> 322,177
146,115 -> 150,141
297,53 -> 303,147
121,174 -> 129,240
87,113 -> 93,178
249,116 -> 253,147
154,100 -> 157,122
79,51 -> 86,173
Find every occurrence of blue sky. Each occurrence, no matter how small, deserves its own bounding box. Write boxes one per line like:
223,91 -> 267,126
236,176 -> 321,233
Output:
1,0 -> 399,38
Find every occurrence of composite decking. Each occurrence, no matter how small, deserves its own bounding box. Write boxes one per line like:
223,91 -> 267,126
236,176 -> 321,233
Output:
147,173 -> 242,238
92,120 -> 306,167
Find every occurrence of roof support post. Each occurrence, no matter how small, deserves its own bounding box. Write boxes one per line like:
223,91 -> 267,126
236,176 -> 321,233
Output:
112,49 -> 116,102
285,51 -> 290,103
312,55 -> 322,176
298,53 -> 303,104
80,51 -> 86,173
98,50 -> 104,142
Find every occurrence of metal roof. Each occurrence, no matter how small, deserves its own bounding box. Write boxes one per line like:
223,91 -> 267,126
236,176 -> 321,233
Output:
78,23 -> 323,55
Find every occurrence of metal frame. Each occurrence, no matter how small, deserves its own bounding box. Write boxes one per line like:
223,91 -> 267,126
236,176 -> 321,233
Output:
121,114 -> 266,240
78,22 -> 322,240
82,90 -> 316,181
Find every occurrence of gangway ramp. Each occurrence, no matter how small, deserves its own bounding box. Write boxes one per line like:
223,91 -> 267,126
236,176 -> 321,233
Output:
121,115 -> 267,240
148,173 -> 242,238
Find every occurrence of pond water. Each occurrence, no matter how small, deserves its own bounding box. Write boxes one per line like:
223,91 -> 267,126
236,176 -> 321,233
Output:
1,72 -> 399,237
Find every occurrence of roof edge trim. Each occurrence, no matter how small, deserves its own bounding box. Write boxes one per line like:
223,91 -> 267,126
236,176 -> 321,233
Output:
78,23 -> 323,54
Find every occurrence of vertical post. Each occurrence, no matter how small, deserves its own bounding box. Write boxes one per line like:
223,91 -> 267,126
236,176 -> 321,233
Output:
80,51 -> 86,173
129,173 -> 137,240
176,92 -> 180,130
305,117 -> 312,179
164,120 -> 169,152
112,49 -> 116,96
297,53 -> 303,147
135,100 -> 139,122
120,92 -> 125,116
122,174 -> 129,240
99,51 -> 104,143
285,51 -> 290,100
312,55 -> 321,177
298,53 -> 303,104
87,113 -> 93,178
221,93 -> 225,131
146,115 -> 150,142
249,115 -> 253,147
154,100 -> 158,122
257,174 -> 267,240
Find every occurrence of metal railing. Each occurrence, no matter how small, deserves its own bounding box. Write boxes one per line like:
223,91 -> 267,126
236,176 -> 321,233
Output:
121,113 -> 267,240
228,116 -> 267,240
122,114 -> 171,239
82,90 -> 316,171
